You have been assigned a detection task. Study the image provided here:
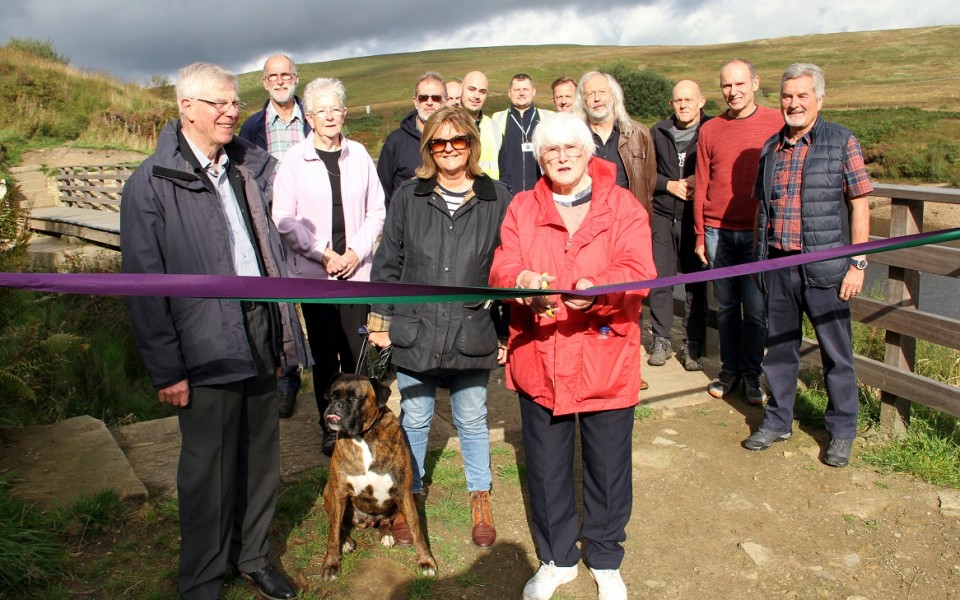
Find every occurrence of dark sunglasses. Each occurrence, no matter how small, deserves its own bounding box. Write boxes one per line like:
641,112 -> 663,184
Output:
417,94 -> 443,103
428,135 -> 471,153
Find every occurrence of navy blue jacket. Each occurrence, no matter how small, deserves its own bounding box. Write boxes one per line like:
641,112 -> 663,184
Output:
755,116 -> 857,290
238,96 -> 311,151
376,110 -> 423,204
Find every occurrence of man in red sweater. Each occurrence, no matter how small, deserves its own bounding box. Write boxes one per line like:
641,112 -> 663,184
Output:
693,59 -> 782,405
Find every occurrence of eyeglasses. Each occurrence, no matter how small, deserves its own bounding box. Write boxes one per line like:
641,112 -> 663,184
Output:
417,94 -> 444,104
194,98 -> 246,112
585,89 -> 610,99
428,135 -> 471,154
541,144 -> 584,162
309,107 -> 344,118
264,72 -> 296,83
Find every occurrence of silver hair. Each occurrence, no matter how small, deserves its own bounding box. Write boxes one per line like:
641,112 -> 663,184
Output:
303,77 -> 347,113
781,63 -> 825,99
175,62 -> 237,117
574,71 -> 634,138
415,71 -> 446,98
531,112 -> 597,162
262,53 -> 297,77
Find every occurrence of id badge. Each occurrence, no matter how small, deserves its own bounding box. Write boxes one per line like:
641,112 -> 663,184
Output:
521,142 -> 533,153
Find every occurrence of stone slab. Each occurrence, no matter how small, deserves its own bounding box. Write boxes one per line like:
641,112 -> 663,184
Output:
0,415 -> 147,509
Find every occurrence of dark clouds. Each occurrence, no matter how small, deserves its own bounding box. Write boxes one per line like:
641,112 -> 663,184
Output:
1,0 -> 956,83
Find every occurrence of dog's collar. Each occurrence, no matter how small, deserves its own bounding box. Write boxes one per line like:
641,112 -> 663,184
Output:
359,407 -> 387,437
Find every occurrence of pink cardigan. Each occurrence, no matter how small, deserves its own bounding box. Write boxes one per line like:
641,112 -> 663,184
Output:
272,133 -> 386,281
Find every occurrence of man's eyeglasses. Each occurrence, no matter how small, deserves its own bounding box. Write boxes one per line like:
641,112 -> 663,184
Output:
417,94 -> 443,104
585,89 -> 610,99
541,144 -> 584,162
428,135 -> 471,154
309,107 -> 344,118
194,98 -> 246,112
264,72 -> 296,83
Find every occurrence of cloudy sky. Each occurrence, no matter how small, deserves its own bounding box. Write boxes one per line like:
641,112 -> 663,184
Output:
2,0 -> 958,83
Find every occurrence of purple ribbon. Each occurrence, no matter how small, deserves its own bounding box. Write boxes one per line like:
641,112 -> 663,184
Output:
0,228 -> 956,302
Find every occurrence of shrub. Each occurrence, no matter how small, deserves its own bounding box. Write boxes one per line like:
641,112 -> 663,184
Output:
3,38 -> 69,65
604,62 -> 673,122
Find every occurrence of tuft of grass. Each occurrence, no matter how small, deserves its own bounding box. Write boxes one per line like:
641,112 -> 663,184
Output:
0,473 -> 67,592
861,418 -> 960,488
495,463 -> 525,486
51,489 -> 127,549
634,405 -> 655,421
425,494 -> 471,529
425,449 -> 466,491
456,570 -> 486,589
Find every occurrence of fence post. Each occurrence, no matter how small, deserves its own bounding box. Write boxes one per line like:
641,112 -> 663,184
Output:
878,197 -> 923,435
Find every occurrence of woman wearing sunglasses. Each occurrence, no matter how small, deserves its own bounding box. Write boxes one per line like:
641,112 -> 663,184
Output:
367,106 -> 513,549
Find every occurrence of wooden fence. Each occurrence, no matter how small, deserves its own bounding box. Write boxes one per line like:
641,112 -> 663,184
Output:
28,168 -> 960,433
795,183 -> 960,435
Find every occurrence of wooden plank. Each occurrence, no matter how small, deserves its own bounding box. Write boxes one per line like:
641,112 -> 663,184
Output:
28,218 -> 119,248
799,339 -> 960,418
868,240 -> 960,277
851,297 -> 960,350
871,183 -> 960,206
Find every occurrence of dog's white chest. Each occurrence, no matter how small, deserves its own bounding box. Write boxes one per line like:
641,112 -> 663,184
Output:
346,437 -> 395,505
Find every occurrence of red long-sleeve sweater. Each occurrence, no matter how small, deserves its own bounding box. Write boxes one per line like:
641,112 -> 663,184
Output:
693,106 -> 783,245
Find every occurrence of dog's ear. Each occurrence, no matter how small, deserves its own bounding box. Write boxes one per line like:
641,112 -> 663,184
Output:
371,377 -> 391,408
324,373 -> 347,400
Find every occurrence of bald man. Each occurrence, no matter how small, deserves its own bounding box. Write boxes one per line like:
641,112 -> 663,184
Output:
461,70 -> 502,179
647,80 -> 711,371
446,79 -> 463,107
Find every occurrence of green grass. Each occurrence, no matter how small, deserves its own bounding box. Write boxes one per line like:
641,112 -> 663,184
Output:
634,405 -> 655,421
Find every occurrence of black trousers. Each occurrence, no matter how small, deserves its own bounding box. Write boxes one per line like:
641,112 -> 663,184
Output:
177,303 -> 280,599
519,395 -> 634,570
647,210 -> 707,345
301,302 -> 368,417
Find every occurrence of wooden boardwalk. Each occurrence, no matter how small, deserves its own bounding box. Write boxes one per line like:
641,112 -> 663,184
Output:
29,206 -> 120,248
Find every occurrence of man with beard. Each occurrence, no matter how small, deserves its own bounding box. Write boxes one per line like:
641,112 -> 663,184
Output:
575,70 -> 657,391
239,53 -> 310,419
239,54 -> 311,163
461,70 -> 501,179
493,74 -> 553,192
377,71 -> 446,202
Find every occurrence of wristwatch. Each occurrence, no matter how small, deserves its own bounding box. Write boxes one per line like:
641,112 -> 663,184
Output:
848,257 -> 868,270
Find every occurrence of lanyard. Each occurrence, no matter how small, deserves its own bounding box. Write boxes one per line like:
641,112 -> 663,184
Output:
509,108 -> 537,142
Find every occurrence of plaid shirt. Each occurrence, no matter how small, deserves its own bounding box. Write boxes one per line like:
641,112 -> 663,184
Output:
264,102 -> 305,161
766,131 -> 873,251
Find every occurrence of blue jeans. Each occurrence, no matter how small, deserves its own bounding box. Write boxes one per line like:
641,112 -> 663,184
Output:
396,368 -> 492,494
704,227 -> 767,376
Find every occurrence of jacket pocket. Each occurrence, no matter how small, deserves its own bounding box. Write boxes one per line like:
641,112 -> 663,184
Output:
579,324 -> 634,400
455,304 -> 498,357
390,306 -> 424,349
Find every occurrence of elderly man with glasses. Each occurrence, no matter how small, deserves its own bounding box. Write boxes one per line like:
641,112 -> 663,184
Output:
377,71 -> 447,203
121,62 -> 308,600
238,53 -> 312,419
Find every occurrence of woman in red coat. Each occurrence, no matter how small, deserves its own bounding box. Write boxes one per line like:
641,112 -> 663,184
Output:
489,111 -> 655,600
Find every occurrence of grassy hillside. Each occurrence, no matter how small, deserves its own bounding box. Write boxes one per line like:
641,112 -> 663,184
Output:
238,24 -> 960,113
2,25 -> 959,184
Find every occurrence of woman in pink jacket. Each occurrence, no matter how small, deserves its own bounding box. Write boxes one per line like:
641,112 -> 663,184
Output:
489,112 -> 655,600
272,77 -> 386,454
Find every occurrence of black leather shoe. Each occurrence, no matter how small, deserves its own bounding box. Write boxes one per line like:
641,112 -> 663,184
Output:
240,563 -> 297,600
277,392 -> 296,419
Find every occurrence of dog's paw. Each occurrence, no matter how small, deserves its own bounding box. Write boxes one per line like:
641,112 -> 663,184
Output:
419,558 -> 438,577
341,537 -> 356,554
380,533 -> 396,548
320,562 -> 341,581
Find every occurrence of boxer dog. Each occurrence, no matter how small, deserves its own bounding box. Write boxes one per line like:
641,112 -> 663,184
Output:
320,373 -> 437,580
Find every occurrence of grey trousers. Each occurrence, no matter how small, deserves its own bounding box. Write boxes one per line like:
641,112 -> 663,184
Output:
177,303 -> 280,600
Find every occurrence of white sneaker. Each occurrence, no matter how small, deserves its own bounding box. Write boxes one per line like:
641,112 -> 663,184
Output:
589,568 -> 627,600
522,561 -> 578,600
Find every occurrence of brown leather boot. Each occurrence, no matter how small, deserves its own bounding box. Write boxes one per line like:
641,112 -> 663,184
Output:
470,490 -> 496,547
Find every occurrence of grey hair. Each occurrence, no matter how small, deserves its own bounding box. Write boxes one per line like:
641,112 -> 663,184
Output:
262,53 -> 297,76
531,112 -> 597,163
781,63 -> 825,99
574,71 -> 634,138
303,77 -> 347,113
720,58 -> 757,80
415,71 -> 446,98
175,62 -> 237,116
